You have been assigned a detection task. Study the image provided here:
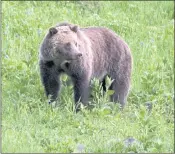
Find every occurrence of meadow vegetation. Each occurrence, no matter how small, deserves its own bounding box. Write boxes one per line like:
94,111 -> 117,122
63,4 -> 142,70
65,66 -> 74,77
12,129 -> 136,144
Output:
2,1 -> 174,153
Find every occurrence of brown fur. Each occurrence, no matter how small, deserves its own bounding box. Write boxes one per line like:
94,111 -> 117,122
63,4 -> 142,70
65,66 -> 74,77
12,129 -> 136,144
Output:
39,22 -> 132,110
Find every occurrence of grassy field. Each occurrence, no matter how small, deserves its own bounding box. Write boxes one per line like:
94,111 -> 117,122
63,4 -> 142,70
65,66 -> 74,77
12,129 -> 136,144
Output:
2,1 -> 174,153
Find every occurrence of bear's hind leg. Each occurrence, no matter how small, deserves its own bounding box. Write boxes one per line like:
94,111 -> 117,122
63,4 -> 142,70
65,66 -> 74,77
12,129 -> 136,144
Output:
110,78 -> 130,108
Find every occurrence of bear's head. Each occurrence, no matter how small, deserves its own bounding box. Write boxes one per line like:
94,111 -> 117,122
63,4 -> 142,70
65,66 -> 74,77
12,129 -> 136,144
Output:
40,24 -> 82,62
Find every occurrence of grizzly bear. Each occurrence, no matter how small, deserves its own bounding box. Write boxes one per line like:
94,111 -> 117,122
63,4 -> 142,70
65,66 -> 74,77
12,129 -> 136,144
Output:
39,22 -> 132,111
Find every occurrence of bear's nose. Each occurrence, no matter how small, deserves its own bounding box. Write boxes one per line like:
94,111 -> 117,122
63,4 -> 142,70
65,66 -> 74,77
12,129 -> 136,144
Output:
77,53 -> 82,57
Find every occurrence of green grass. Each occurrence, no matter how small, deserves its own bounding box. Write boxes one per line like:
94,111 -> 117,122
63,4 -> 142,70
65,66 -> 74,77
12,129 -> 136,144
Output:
2,1 -> 174,153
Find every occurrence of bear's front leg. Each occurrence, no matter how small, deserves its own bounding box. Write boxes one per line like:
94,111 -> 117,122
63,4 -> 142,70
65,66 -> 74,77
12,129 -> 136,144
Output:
73,76 -> 90,111
39,60 -> 60,104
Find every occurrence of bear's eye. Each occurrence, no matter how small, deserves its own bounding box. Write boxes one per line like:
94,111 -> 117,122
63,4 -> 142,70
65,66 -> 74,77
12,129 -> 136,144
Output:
75,42 -> 78,47
66,42 -> 71,47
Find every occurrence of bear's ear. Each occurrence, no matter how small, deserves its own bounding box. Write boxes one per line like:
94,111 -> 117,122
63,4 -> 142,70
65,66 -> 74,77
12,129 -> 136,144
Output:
70,25 -> 79,33
49,27 -> 58,36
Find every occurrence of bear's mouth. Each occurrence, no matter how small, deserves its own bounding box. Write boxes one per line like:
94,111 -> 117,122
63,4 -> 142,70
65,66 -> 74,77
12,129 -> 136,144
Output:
65,61 -> 70,68
60,60 -> 71,71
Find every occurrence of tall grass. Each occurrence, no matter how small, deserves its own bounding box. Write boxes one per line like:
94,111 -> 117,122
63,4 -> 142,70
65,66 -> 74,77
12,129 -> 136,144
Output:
2,1 -> 174,153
